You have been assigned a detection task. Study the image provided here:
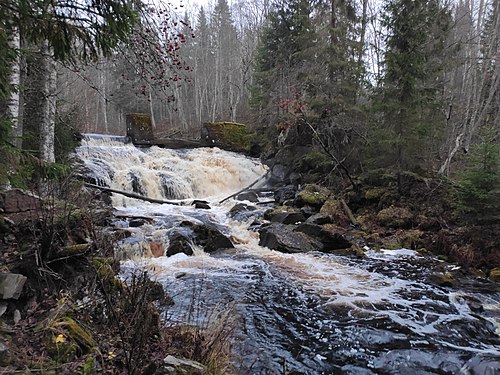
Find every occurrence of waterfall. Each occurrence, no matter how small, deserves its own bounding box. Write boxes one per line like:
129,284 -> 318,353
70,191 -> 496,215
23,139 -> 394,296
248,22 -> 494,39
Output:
77,135 -> 267,205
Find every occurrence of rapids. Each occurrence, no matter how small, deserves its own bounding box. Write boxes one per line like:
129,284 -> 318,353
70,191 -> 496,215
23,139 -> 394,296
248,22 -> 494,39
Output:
77,135 -> 500,374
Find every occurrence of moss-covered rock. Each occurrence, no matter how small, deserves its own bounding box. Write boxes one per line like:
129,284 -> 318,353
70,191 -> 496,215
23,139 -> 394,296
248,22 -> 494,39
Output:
429,272 -> 456,287
294,184 -> 330,208
364,188 -> 386,201
320,198 -> 351,227
202,122 -> 254,152
401,230 -> 424,249
377,206 -> 414,229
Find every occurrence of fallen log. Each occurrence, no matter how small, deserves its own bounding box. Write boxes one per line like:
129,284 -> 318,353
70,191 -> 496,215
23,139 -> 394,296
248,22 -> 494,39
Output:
84,183 -> 181,206
219,171 -> 270,204
340,198 -> 357,226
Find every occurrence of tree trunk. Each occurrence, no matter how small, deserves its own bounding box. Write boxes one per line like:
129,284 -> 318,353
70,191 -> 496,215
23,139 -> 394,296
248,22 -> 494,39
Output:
7,28 -> 22,148
39,41 -> 57,163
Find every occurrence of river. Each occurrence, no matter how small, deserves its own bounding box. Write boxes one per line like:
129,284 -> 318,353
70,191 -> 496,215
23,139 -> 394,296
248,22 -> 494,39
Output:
77,135 -> 500,374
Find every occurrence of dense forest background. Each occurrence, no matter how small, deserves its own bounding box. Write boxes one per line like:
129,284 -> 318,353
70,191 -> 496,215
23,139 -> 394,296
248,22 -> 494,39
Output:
1,0 -> 499,221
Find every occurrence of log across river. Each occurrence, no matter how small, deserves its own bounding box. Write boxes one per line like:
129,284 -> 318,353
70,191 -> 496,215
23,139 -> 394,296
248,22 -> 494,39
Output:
77,134 -> 499,374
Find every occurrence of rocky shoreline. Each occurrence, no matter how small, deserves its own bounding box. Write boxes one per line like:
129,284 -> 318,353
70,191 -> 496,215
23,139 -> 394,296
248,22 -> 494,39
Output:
1,166 -> 498,373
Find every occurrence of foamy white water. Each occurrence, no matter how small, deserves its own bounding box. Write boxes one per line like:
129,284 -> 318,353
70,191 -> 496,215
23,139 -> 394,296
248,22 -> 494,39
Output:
77,135 -> 500,374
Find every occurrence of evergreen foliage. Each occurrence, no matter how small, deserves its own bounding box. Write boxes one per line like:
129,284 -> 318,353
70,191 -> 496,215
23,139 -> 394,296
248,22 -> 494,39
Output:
456,132 -> 500,223
374,0 -> 452,174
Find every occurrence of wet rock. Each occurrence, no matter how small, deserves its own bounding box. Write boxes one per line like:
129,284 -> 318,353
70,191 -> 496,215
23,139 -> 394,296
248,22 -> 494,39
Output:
376,206 -> 414,229
237,191 -> 259,202
274,185 -> 296,205
294,223 -> 352,251
264,207 -> 305,224
300,205 -> 316,218
163,355 -> 205,374
305,213 -> 333,225
167,233 -> 193,257
192,224 -> 234,253
169,224 -> 234,255
3,189 -> 40,213
259,223 -> 322,253
428,272 -> 456,287
0,273 -> 27,300
193,200 -> 211,209
129,218 -> 147,227
229,203 -> 257,220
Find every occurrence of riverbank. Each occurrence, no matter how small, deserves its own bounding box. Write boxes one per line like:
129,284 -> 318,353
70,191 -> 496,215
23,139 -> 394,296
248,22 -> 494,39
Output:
0,187 -> 224,374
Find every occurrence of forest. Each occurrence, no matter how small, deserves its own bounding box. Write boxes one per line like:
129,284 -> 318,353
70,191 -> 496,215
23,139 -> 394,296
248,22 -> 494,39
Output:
0,0 -> 499,373
1,0 -> 499,210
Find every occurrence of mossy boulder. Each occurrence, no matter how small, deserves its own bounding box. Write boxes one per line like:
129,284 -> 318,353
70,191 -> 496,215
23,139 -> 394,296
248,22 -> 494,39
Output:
294,184 -> 330,209
364,188 -> 386,201
320,198 -> 351,227
377,206 -> 414,229
202,122 -> 253,152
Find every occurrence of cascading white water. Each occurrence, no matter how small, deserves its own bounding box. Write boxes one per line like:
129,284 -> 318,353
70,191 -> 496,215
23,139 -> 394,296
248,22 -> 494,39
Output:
77,135 -> 500,374
77,135 -> 267,204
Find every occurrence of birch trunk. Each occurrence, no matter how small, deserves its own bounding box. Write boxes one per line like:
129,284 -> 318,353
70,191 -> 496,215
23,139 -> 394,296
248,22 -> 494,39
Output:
39,41 -> 57,163
7,28 -> 22,148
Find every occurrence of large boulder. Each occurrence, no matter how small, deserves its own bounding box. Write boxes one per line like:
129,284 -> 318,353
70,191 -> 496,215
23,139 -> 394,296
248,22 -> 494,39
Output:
294,223 -> 352,251
167,222 -> 234,256
294,184 -> 330,209
166,233 -> 193,257
259,223 -> 322,253
263,207 -> 305,224
229,203 -> 257,220
274,185 -> 297,205
377,206 -> 414,229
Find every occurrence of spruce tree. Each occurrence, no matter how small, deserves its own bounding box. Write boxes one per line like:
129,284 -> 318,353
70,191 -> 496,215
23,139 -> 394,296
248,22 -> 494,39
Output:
376,0 -> 452,175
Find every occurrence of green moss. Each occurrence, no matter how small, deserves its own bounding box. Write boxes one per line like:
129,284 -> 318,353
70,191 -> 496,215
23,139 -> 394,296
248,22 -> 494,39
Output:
61,243 -> 90,256
300,150 -> 332,173
92,257 -> 123,291
401,230 -> 423,249
58,317 -> 96,350
377,206 -> 413,228
296,190 -> 329,208
364,188 -> 386,200
205,122 -> 254,152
